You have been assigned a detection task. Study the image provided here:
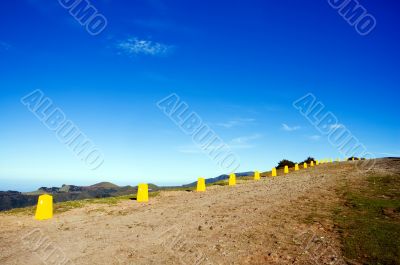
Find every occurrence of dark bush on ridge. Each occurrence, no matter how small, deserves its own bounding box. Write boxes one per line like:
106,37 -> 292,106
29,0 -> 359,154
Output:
277,159 -> 295,169
348,157 -> 360,161
301,157 -> 316,164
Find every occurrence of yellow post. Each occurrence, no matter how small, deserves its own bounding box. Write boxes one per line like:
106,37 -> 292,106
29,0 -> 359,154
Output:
311,161 -> 314,167
254,171 -> 260,180
330,159 -> 333,163
295,164 -> 299,171
352,157 -> 355,161
35,194 -> 53,220
197,178 -> 206,192
303,162 -> 308,169
137,183 -> 148,202
229,173 -> 236,186
271,168 -> 277,177
316,160 -> 319,165
284,165 -> 289,174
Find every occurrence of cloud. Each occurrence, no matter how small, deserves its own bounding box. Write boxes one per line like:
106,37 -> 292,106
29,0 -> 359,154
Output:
216,118 -> 255,128
229,134 -> 262,149
177,146 -> 202,154
330,124 -> 344,130
282,123 -> 300,132
308,135 -> 321,141
0,41 -> 11,51
177,133 -> 262,154
230,134 -> 262,145
116,37 -> 173,56
377,152 -> 400,157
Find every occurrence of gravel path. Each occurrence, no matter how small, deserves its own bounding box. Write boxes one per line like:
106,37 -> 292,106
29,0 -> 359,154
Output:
1,159 -> 397,265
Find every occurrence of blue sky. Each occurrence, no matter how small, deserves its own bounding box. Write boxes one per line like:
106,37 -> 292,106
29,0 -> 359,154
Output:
0,0 -> 399,191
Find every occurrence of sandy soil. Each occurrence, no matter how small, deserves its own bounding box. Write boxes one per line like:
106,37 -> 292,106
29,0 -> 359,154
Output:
1,159 -> 398,265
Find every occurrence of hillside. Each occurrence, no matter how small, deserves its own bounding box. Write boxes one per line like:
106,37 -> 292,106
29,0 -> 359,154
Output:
0,158 -> 399,264
0,173 -> 255,211
0,183 -> 141,211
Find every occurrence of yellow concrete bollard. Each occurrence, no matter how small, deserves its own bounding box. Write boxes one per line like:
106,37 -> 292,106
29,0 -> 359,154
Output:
271,168 -> 277,177
254,171 -> 260,180
229,173 -> 236,186
352,157 -> 355,161
295,164 -> 299,171
303,162 -> 308,169
284,165 -> 289,174
35,194 -> 53,220
137,183 -> 149,202
311,161 -> 314,167
197,178 -> 206,192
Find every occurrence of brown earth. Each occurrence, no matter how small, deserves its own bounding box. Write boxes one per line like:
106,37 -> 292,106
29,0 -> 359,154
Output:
0,159 -> 398,265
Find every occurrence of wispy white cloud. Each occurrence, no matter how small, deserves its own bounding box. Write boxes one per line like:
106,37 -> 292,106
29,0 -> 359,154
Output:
116,37 -> 173,56
177,133 -> 262,153
330,124 -> 344,130
308,135 -> 321,141
216,118 -> 255,128
229,134 -> 262,149
0,41 -> 11,51
282,123 -> 300,132
176,145 -> 202,154
377,152 -> 400,157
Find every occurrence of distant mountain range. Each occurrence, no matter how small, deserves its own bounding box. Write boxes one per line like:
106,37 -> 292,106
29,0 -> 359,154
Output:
0,172 -> 254,211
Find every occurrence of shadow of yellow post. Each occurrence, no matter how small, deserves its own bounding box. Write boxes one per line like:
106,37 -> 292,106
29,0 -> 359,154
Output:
35,194 -> 53,220
254,171 -> 260,180
295,164 -> 299,171
229,173 -> 236,186
303,162 -> 308,169
284,165 -> 289,174
271,168 -> 277,177
310,161 -> 314,167
197,178 -> 206,192
137,183 -> 148,202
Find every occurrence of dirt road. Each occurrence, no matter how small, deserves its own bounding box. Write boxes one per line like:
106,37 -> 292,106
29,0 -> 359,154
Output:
1,159 -> 398,265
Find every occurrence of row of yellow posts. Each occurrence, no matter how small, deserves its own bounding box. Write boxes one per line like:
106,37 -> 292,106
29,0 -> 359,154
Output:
35,157 -> 356,220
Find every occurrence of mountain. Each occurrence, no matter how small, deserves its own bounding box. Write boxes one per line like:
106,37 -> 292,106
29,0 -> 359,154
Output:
181,172 -> 254,187
0,172 -> 253,211
0,182 -> 155,211
89,182 -> 120,189
0,191 -> 39,211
